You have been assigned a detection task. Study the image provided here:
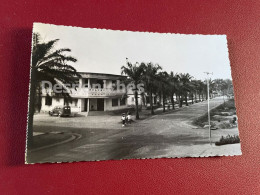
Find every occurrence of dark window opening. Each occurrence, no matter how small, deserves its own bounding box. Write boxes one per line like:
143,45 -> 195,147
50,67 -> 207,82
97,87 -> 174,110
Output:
45,95 -> 52,106
112,80 -> 117,90
96,79 -> 104,88
120,97 -> 126,106
112,98 -> 118,107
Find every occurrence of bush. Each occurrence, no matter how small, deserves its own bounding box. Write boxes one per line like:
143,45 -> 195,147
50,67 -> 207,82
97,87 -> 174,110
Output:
215,134 -> 240,146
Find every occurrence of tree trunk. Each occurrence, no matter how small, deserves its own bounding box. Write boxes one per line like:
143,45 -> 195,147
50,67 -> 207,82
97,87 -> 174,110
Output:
159,91 -> 162,106
27,68 -> 37,149
134,90 -> 140,119
36,84 -> 42,112
150,88 -> 154,115
141,93 -> 146,107
185,93 -> 188,106
195,92 -> 197,103
171,91 -> 175,110
191,93 -> 194,104
162,90 -> 165,112
179,95 -> 183,107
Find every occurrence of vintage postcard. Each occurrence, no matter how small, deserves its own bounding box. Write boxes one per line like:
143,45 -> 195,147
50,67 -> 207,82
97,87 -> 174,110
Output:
25,23 -> 241,164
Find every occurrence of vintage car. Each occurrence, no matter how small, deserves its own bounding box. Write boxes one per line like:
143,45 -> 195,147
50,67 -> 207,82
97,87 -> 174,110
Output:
49,106 -> 71,117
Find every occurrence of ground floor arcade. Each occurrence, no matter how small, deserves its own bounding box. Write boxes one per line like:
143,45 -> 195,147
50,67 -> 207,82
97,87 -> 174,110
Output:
41,96 -> 128,113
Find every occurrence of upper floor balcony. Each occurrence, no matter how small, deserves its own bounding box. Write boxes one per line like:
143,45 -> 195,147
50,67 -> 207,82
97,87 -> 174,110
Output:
41,72 -> 128,98
42,87 -> 126,98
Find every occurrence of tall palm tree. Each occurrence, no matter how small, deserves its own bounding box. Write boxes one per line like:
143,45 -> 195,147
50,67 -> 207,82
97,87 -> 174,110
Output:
189,80 -> 197,104
27,33 -> 80,147
157,71 -> 169,112
208,79 -> 216,99
121,61 -> 144,119
142,62 -> 162,115
168,72 -> 179,110
197,80 -> 206,101
191,79 -> 199,103
179,73 -> 192,106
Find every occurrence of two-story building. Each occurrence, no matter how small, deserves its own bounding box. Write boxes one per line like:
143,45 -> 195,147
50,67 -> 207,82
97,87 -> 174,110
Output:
41,72 -> 129,113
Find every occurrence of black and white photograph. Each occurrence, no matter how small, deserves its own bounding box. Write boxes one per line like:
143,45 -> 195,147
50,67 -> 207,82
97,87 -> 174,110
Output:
26,23 -> 241,164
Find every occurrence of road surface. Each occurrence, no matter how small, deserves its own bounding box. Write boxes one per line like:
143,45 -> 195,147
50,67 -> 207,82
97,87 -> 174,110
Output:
26,97 -> 241,163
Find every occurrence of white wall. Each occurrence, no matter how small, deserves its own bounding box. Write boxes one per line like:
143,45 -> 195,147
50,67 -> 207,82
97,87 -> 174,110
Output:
41,97 -> 81,112
79,98 -> 85,112
41,97 -> 64,112
127,94 -> 142,106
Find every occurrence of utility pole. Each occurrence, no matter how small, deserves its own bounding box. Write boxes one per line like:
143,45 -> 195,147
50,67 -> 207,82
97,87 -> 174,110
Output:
204,72 -> 213,145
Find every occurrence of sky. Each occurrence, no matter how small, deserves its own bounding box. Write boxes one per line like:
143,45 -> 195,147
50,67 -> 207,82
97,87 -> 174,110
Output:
33,23 -> 232,80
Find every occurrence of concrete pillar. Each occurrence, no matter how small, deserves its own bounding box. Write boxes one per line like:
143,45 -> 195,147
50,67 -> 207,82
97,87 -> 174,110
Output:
103,80 -> 106,89
104,99 -> 106,111
80,98 -> 84,112
87,98 -> 90,112
88,78 -> 90,89
79,78 -> 84,89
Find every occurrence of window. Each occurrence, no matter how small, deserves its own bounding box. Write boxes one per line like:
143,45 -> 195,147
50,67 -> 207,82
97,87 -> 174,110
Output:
45,95 -> 52,106
120,97 -> 126,106
112,98 -> 118,107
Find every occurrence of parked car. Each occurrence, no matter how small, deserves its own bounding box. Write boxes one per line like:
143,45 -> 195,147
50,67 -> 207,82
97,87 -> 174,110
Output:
49,106 -> 71,117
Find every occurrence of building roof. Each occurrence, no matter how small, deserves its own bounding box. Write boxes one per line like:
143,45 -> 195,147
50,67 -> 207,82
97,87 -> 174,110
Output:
77,72 -> 127,80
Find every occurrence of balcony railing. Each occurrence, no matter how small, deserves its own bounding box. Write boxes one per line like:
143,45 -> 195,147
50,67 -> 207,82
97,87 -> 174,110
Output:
42,88 -> 125,98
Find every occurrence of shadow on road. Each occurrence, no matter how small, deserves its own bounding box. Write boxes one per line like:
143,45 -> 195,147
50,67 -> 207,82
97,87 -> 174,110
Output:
100,133 -> 212,160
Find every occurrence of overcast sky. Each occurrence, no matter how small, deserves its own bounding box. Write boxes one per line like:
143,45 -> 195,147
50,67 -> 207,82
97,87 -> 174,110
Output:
33,23 -> 232,80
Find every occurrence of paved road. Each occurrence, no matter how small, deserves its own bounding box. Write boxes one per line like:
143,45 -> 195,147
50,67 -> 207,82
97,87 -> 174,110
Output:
27,96 -> 241,163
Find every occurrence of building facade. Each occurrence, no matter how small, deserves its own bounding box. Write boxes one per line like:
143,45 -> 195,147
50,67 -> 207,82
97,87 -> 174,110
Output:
41,72 -> 129,113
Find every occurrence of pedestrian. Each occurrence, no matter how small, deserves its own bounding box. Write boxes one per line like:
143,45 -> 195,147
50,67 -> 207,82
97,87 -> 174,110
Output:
121,113 -> 126,127
127,112 -> 132,124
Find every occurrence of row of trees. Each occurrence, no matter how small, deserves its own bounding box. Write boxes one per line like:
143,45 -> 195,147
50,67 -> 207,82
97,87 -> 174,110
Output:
121,61 -> 233,119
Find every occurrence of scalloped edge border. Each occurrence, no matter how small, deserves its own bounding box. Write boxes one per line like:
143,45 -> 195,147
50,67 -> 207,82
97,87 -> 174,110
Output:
25,22 -> 242,165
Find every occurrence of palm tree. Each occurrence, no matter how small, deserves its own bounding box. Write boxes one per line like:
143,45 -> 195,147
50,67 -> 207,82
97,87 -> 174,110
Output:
197,80 -> 206,101
168,72 -> 179,110
189,80 -> 197,104
157,71 -> 170,112
27,33 -> 80,147
121,61 -> 144,119
179,73 -> 192,106
208,79 -> 216,99
142,62 -> 162,115
191,79 -> 200,103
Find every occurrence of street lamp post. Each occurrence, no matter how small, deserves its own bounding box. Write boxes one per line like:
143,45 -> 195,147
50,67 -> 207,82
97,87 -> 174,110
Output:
204,72 -> 213,145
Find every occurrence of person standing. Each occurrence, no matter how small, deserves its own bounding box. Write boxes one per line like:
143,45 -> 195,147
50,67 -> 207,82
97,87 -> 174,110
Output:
121,113 -> 126,127
127,112 -> 132,124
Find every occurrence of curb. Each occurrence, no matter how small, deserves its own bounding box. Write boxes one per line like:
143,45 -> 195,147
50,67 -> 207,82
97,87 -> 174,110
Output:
29,132 -> 82,152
